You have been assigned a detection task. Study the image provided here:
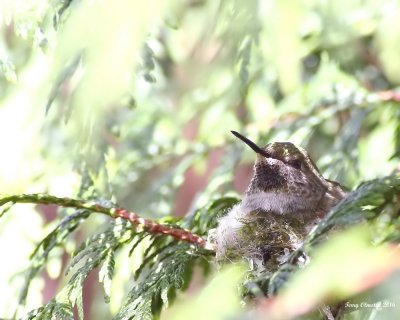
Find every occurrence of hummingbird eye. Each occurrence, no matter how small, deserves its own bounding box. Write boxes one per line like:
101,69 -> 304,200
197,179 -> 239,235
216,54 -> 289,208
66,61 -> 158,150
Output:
288,159 -> 301,169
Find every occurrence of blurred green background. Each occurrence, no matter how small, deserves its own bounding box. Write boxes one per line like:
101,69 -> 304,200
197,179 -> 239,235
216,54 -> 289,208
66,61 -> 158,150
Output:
1,0 -> 400,319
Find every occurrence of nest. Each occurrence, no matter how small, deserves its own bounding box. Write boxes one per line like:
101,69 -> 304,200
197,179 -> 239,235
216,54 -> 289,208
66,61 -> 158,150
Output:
211,209 -> 306,272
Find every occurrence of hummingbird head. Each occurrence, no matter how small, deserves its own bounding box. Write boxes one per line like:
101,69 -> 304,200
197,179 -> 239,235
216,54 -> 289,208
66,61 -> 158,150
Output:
231,131 -> 345,215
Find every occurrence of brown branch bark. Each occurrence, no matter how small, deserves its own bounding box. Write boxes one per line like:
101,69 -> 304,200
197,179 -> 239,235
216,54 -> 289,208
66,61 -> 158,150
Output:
0,193 -> 206,247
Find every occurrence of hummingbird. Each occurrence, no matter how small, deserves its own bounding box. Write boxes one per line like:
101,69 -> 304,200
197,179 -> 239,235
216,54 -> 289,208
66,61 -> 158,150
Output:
211,131 -> 347,270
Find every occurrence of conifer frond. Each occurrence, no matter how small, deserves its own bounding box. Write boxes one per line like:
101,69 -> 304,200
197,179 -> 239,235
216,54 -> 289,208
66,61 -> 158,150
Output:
392,107 -> 400,160
141,42 -> 156,83
21,301 -> 73,320
53,0 -> 74,28
114,243 -> 209,320
0,200 -> 14,218
0,194 -> 206,246
3,174 -> 399,319
184,196 -> 240,235
99,248 -> 115,303
4,2 -> 400,319
65,219 -> 133,318
0,194 -> 233,319
308,174 -> 400,245
17,209 -> 91,308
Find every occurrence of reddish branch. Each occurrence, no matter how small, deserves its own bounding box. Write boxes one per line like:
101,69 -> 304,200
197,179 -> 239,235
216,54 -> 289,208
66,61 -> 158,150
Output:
0,193 -> 206,247
376,90 -> 400,102
114,208 -> 206,246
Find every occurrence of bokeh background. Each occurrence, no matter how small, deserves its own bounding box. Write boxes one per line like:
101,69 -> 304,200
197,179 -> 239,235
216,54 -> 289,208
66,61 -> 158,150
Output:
1,0 -> 400,319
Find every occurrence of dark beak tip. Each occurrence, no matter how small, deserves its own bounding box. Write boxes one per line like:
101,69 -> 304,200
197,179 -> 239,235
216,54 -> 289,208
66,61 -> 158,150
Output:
230,130 -> 268,157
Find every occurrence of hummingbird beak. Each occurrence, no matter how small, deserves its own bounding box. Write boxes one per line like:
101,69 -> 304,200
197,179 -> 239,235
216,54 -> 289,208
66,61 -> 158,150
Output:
231,131 -> 271,158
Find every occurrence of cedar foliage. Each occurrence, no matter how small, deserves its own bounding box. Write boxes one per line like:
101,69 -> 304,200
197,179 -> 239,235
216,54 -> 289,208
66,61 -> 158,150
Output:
1,1 -> 400,319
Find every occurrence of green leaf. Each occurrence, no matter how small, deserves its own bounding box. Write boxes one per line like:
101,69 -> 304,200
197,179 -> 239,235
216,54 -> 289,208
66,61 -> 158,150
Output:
99,249 -> 115,303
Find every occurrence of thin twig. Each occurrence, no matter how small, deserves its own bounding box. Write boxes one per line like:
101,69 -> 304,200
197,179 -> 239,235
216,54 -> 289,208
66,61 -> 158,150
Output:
0,193 -> 206,247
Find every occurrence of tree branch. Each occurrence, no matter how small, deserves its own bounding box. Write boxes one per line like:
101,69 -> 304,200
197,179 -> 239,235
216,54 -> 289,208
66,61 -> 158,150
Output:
0,193 -> 207,247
